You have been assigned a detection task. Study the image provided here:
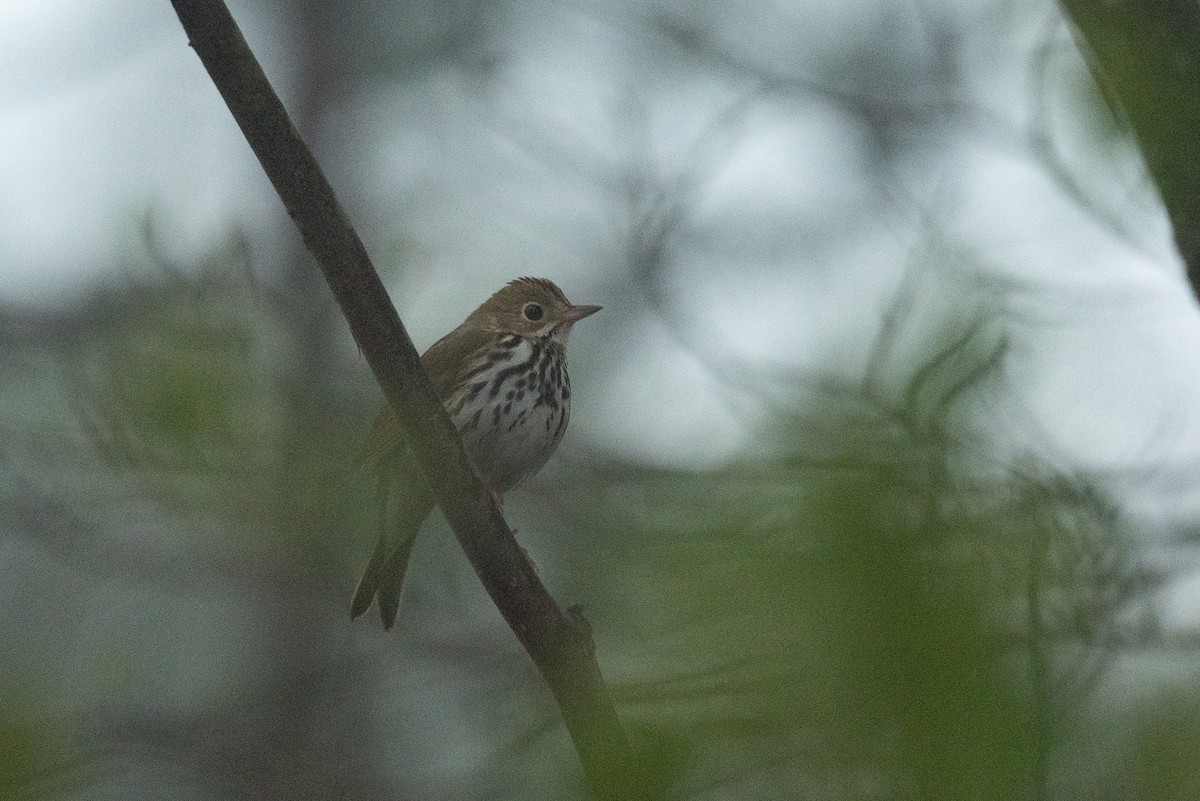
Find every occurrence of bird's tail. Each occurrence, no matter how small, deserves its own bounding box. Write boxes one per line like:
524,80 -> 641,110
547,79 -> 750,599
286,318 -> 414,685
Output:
351,470 -> 434,630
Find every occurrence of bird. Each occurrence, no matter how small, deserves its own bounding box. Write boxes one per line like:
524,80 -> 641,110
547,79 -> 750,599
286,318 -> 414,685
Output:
350,277 -> 601,629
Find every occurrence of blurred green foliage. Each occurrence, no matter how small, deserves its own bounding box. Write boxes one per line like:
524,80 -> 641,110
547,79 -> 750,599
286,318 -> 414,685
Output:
4,208 -> 1199,801
0,718 -> 47,797
5,186 -> 1198,801
1132,695 -> 1200,801
0,689 -> 67,801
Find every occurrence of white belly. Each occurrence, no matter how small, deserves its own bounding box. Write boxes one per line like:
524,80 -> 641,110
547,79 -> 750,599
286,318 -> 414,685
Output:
448,337 -> 570,493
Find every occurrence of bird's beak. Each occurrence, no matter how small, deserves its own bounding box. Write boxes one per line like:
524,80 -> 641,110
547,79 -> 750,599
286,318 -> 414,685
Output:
564,304 -> 602,323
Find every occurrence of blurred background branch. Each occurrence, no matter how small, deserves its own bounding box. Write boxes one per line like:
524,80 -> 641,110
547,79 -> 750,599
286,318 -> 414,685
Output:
1059,0 -> 1200,289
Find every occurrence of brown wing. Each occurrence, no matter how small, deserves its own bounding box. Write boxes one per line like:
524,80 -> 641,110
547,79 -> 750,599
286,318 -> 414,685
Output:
420,324 -> 493,400
354,325 -> 493,470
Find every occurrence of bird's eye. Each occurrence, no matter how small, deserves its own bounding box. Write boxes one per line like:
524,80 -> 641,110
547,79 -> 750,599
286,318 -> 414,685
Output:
522,302 -> 545,322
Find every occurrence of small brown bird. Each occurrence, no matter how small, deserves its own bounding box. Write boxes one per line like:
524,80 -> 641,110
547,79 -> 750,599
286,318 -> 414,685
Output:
351,277 -> 601,629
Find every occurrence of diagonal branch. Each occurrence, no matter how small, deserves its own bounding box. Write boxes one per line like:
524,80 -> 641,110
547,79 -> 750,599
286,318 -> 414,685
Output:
165,2 -> 647,798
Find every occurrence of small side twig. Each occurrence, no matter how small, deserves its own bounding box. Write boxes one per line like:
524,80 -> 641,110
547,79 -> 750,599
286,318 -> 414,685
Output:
166,2 -> 647,798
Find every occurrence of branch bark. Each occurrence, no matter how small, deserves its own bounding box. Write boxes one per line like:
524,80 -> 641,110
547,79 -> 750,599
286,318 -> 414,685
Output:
1059,0 -> 1200,292
166,2 -> 647,797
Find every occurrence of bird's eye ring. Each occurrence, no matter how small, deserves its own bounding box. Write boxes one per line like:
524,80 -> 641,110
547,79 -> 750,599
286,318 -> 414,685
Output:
522,302 -> 545,322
